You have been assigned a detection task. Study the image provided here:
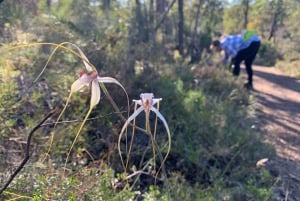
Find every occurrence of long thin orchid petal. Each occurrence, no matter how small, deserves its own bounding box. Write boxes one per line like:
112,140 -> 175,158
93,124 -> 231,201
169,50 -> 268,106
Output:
125,107 -> 144,127
98,77 -> 127,93
42,91 -> 73,162
150,107 -> 170,135
74,46 -> 93,72
33,43 -> 65,83
150,107 -> 171,178
97,77 -> 120,83
64,106 -> 93,173
5,42 -> 94,83
118,106 -> 144,169
34,42 -> 93,83
61,42 -> 93,72
125,102 -> 139,169
71,77 -> 89,93
90,80 -> 101,109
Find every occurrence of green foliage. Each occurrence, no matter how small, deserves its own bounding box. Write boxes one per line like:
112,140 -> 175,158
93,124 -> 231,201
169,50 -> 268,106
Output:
223,5 -> 244,34
243,168 -> 275,201
0,59 -> 20,120
0,1 -> 283,200
1,164 -> 139,201
128,64 -> 276,200
284,1 -> 300,38
256,41 -> 280,66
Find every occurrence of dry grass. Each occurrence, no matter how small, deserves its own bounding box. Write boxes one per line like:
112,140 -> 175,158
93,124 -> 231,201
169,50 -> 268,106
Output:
276,60 -> 300,78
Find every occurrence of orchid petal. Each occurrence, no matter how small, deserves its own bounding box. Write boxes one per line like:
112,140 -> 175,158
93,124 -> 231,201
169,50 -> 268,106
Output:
127,106 -> 144,124
140,93 -> 154,99
133,99 -> 142,105
150,107 -> 170,135
118,105 -> 144,169
98,76 -> 125,89
119,106 -> 144,135
80,54 -> 93,72
70,43 -> 93,72
140,93 -> 154,107
71,77 -> 89,93
150,106 -> 171,180
97,76 -> 120,83
90,80 -> 101,109
56,42 -> 93,72
152,98 -> 162,106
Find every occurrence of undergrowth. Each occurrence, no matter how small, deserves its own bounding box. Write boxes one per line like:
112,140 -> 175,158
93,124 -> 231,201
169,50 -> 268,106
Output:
0,43 -> 277,200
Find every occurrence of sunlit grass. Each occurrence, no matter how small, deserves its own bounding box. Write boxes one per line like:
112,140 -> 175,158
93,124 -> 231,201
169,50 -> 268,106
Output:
276,60 -> 300,78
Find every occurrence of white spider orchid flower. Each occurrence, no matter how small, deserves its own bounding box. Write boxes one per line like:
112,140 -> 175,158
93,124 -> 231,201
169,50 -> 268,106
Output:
56,43 -> 125,123
50,43 -> 127,170
71,68 -> 123,109
128,93 -> 165,129
69,45 -> 125,110
118,93 -> 171,172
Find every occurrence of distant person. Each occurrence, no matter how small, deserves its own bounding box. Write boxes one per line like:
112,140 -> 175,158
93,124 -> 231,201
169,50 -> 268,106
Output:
211,30 -> 261,90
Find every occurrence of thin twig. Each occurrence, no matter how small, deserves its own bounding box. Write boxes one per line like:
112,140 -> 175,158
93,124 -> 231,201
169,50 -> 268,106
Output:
0,108 -> 58,194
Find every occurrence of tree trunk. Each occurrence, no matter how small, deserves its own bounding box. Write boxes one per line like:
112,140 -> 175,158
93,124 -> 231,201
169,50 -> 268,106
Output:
178,0 -> 184,55
102,0 -> 110,10
268,0 -> 283,41
156,0 -> 166,13
188,0 -> 202,63
154,0 -> 176,32
46,0 -> 51,10
242,0 -> 249,29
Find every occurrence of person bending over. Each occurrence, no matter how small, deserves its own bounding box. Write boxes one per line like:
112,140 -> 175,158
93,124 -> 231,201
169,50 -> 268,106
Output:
211,30 -> 260,90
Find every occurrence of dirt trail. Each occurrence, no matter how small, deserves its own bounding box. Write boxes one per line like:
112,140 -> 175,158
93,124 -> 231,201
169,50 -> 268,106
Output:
251,65 -> 300,201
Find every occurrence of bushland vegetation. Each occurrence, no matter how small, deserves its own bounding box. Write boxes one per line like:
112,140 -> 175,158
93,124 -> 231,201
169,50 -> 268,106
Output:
1,0 -> 300,200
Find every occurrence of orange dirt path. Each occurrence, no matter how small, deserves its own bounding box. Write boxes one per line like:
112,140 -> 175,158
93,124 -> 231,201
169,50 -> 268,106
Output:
251,65 -> 300,201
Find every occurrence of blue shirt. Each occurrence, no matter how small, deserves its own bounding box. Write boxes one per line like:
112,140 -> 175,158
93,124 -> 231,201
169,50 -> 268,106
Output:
240,34 -> 260,49
220,35 -> 244,62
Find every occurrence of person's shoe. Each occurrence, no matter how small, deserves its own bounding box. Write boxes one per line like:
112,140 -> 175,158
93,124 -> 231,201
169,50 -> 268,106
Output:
244,83 -> 253,90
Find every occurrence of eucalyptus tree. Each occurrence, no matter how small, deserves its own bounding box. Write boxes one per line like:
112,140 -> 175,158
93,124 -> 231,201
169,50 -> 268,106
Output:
241,0 -> 251,29
267,0 -> 284,41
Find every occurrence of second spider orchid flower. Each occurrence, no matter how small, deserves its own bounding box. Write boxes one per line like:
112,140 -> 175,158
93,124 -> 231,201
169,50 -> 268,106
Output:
118,93 -> 171,172
127,93 -> 167,132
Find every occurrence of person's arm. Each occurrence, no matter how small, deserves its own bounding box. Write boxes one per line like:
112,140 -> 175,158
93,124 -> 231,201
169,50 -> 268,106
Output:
213,51 -> 229,67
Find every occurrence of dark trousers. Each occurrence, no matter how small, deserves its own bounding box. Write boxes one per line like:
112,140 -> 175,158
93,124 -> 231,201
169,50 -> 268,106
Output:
232,41 -> 261,85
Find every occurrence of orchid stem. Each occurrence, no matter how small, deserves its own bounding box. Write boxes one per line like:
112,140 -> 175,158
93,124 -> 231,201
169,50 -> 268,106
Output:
63,106 -> 93,173
42,92 -> 73,163
125,102 -> 138,170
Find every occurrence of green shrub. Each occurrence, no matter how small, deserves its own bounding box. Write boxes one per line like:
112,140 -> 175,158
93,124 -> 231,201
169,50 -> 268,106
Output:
256,41 -> 280,66
0,27 -> 277,201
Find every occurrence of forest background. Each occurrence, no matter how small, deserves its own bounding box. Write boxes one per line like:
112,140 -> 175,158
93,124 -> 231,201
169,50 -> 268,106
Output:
0,0 -> 300,200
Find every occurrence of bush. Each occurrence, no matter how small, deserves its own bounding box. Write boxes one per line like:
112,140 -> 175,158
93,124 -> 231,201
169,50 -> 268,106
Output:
0,30 -> 277,201
256,41 -> 280,66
